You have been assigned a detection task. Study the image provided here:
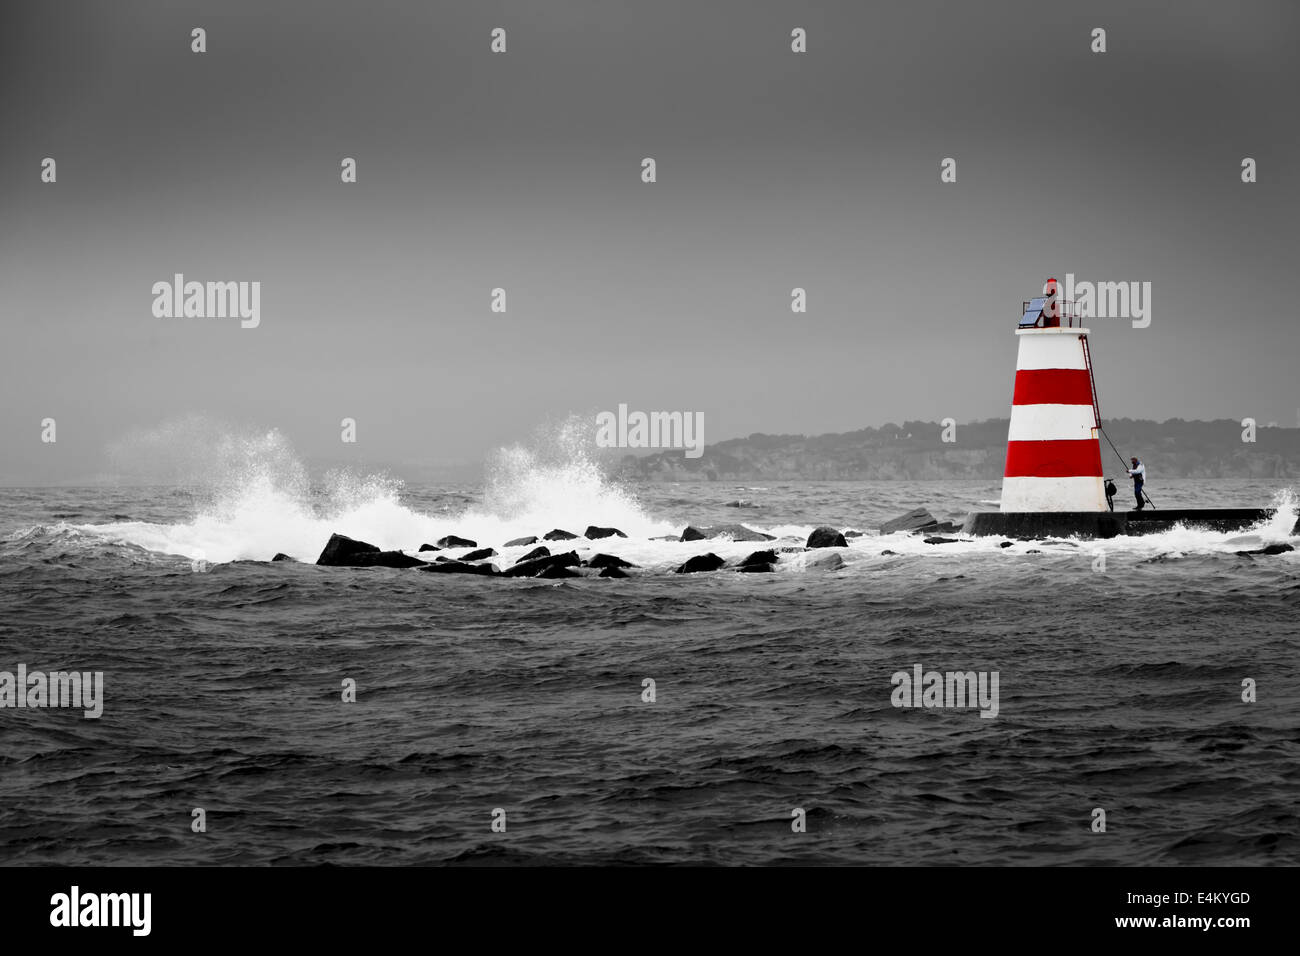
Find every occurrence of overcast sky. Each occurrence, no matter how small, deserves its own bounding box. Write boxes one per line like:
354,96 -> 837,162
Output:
2,0 -> 1297,484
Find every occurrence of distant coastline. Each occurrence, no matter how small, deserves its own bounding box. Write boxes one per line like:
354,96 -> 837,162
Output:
615,419 -> 1300,482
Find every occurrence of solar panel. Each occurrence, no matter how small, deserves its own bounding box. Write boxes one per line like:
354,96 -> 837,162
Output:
1020,297 -> 1048,326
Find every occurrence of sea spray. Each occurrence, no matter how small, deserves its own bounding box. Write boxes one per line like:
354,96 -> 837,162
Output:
79,416 -> 679,562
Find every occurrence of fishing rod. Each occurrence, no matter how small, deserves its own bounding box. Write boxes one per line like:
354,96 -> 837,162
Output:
1081,337 -> 1156,509
1100,426 -> 1156,510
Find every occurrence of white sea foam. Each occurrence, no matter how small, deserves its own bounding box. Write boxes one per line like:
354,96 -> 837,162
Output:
72,419 -> 1297,569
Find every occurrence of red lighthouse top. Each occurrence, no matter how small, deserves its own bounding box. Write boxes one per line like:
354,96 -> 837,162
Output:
1020,278 -> 1083,328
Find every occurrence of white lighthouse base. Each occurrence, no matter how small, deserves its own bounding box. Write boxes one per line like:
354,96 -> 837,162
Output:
1000,476 -> 1107,513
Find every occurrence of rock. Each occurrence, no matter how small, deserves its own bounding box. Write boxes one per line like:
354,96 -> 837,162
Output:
420,561 -> 497,575
350,551 -> 425,569
1235,543 -> 1295,556
844,530 -> 865,538
585,525 -> 627,540
536,564 -> 580,579
502,551 -> 581,578
586,553 -> 637,570
503,536 -> 538,548
675,553 -> 726,573
923,536 -> 961,545
806,527 -> 848,549
680,524 -> 775,543
436,535 -> 477,549
879,508 -> 940,535
543,529 -> 579,541
738,549 -> 777,569
999,541 -> 1013,548
460,548 -> 498,562
738,562 -> 774,573
417,543 -> 441,553
805,551 -> 844,571
518,546 -> 551,562
598,566 -> 630,578
316,533 -> 380,566
1026,549 -> 1042,554
880,549 -> 897,556
930,521 -> 964,534
271,553 -> 295,562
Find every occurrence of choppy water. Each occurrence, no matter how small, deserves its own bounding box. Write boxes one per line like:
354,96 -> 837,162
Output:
2,472 -> 1298,865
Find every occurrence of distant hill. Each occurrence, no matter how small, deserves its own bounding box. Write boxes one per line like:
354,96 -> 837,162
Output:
614,419 -> 1300,481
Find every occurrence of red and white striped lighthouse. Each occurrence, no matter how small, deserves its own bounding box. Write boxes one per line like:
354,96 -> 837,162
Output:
1000,280 -> 1106,512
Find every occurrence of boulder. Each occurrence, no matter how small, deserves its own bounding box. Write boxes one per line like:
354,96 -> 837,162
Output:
503,536 -> 539,548
420,561 -> 497,575
536,564 -> 580,579
586,553 -> 637,570
544,529 -> 579,541
676,552 -> 726,574
998,541 -> 1013,548
880,549 -> 898,556
598,566 -> 630,578
680,524 -> 775,543
844,530 -> 865,538
585,525 -> 627,540
460,548 -> 498,562
417,543 -> 441,553
1235,543 -> 1295,556
737,549 -> 777,569
805,551 -> 844,571
878,508 -> 940,535
436,535 -> 477,549
738,561 -> 774,573
518,545 -> 551,562
502,551 -> 581,578
806,527 -> 847,549
350,551 -> 425,569
316,533 -> 380,566
923,536 -> 961,545
271,553 -> 295,562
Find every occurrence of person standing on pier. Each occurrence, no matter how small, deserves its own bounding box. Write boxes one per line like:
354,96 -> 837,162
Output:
1126,457 -> 1147,510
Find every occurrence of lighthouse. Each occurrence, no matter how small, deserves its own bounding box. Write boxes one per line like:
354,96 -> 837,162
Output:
961,281 -> 1289,537
1000,279 -> 1106,512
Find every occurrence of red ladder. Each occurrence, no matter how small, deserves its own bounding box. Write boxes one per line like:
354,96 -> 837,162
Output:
1080,334 -> 1102,430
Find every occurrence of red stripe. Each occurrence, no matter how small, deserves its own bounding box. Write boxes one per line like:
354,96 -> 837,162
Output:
1004,440 -> 1103,477
1013,369 -> 1094,406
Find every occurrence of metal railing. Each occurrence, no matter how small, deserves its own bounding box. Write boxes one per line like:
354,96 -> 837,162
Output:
1021,298 -> 1085,328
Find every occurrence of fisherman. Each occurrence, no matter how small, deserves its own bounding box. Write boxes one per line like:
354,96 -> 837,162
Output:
1125,457 -> 1146,510
1104,478 -> 1118,512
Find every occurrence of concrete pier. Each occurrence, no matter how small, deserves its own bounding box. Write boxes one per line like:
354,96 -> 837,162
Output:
963,509 -> 1292,539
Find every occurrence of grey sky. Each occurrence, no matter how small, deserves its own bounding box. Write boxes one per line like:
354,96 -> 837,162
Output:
2,0 -> 1297,484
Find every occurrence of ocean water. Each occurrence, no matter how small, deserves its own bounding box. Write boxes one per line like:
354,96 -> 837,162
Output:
2,448 -> 1298,865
